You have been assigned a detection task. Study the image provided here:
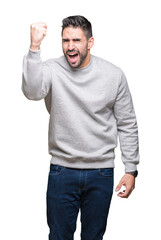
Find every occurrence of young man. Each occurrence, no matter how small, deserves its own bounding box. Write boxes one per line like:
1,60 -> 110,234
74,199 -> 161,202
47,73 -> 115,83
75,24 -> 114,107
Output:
22,15 -> 139,240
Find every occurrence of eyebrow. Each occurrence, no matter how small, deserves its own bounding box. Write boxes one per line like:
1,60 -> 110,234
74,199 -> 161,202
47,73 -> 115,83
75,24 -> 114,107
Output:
62,38 -> 81,42
73,38 -> 81,41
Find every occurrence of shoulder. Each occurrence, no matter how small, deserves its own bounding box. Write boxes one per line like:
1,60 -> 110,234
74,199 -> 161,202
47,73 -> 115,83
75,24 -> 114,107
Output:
44,56 -> 62,65
44,56 -> 69,70
91,55 -> 124,79
92,55 -> 121,71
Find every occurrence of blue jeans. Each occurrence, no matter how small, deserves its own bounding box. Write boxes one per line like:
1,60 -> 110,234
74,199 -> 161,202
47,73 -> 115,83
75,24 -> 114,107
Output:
46,164 -> 114,240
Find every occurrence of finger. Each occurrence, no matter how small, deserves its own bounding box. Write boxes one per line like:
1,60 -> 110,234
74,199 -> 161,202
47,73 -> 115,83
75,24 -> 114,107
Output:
115,182 -> 123,192
31,26 -> 47,32
37,22 -> 47,26
32,22 -> 47,26
44,24 -> 47,29
42,32 -> 47,37
117,192 -> 129,198
39,23 -> 47,29
31,23 -> 47,31
118,188 -> 132,198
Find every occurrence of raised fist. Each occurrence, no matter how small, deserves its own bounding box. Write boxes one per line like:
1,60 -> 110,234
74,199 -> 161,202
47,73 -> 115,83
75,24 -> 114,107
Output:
30,22 -> 47,50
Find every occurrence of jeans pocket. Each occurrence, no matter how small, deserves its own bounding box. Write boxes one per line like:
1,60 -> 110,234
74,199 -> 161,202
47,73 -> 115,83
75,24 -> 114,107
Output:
49,164 -> 64,176
98,168 -> 113,177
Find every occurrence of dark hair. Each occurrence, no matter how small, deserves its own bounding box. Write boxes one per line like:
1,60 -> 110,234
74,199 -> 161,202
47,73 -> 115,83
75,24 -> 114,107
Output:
62,15 -> 93,40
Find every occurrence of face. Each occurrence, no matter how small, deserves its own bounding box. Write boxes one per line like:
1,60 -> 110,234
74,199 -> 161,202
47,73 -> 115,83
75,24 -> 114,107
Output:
62,27 -> 94,69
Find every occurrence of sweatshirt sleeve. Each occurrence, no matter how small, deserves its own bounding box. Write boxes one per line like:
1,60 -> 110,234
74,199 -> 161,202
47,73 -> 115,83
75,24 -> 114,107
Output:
22,49 -> 52,100
113,71 -> 140,172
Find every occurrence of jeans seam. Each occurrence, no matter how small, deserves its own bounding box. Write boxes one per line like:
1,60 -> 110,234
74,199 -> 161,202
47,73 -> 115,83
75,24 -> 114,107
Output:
82,170 -> 87,190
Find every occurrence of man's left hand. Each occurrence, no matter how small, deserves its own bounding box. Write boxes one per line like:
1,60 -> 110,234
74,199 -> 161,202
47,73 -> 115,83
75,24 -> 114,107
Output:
115,174 -> 135,198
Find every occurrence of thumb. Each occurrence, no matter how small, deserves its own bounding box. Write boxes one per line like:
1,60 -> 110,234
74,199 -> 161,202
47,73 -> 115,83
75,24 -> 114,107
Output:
115,181 -> 122,192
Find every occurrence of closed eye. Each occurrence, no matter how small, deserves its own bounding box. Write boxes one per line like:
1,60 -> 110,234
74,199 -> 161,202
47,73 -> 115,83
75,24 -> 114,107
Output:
62,39 -> 69,43
73,39 -> 81,42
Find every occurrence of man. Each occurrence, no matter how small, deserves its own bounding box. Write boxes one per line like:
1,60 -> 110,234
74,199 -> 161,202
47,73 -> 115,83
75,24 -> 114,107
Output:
22,15 -> 139,240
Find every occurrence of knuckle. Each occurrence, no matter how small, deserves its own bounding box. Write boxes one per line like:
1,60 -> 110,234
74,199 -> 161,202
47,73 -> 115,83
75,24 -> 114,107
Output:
31,23 -> 36,28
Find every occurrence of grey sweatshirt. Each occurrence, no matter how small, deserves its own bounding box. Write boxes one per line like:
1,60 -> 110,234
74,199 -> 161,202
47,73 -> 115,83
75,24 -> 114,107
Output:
22,49 -> 139,172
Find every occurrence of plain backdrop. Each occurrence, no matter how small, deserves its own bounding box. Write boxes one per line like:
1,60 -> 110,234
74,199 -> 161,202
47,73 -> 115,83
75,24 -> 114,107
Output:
0,0 -> 161,239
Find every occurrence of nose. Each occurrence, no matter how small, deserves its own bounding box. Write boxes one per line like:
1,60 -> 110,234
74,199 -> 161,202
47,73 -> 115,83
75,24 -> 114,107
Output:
68,41 -> 75,51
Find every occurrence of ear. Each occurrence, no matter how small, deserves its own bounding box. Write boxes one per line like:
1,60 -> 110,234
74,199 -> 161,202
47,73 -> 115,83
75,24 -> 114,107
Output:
88,37 -> 94,50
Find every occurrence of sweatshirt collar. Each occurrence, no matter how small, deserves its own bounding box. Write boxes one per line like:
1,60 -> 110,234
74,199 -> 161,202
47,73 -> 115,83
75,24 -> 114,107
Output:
63,54 -> 93,72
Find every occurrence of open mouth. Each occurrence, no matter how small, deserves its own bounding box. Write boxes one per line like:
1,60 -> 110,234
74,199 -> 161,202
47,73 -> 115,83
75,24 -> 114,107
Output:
67,53 -> 79,64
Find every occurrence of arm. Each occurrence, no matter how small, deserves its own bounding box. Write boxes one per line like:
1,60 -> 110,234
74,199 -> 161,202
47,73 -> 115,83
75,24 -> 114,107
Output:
22,22 -> 51,100
114,71 -> 139,198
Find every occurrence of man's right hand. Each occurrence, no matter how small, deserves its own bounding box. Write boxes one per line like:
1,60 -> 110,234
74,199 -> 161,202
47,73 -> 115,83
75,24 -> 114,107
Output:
30,22 -> 47,51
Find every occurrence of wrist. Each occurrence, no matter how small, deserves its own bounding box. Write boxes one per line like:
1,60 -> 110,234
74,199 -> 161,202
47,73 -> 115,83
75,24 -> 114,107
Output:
30,44 -> 40,51
126,170 -> 138,178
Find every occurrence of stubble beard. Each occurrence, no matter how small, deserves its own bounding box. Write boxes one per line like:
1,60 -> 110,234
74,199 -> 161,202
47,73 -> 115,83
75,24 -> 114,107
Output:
63,46 -> 88,69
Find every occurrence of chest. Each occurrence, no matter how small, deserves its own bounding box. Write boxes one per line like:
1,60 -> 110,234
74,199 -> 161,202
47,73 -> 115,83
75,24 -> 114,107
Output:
50,68 -> 119,117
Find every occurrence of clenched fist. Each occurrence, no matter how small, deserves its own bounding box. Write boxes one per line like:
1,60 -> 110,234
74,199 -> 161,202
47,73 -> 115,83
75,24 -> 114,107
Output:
30,22 -> 47,50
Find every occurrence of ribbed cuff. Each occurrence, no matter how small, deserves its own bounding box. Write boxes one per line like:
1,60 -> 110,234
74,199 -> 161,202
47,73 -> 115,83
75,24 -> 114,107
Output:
27,48 -> 41,60
124,162 -> 138,173
29,48 -> 41,53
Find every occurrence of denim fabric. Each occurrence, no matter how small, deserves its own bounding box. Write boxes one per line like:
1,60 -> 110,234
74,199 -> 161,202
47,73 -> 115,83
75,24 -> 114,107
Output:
46,164 -> 114,240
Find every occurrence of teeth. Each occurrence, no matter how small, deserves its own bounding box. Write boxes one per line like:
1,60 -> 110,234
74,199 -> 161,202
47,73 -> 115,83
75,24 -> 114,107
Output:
68,53 -> 77,56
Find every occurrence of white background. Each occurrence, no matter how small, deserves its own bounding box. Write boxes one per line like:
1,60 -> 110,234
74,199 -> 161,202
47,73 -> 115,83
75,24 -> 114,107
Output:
0,0 -> 161,239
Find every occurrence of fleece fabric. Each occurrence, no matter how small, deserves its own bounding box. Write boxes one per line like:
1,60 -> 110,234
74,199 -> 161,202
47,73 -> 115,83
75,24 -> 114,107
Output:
22,49 -> 139,172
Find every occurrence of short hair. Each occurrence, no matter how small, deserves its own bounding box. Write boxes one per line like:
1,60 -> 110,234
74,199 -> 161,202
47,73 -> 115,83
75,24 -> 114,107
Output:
62,15 -> 93,40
